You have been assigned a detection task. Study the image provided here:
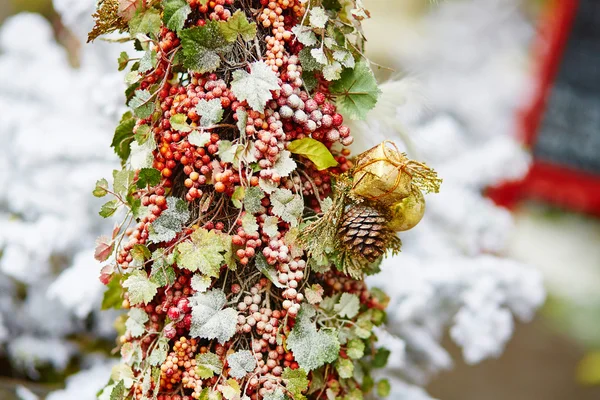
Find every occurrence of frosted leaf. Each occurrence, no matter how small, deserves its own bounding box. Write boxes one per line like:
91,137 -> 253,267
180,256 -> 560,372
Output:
321,197 -> 333,214
125,308 -> 148,338
111,363 -> 134,388
262,216 -> 279,238
189,289 -> 238,344
291,25 -> 317,46
163,0 -> 191,32
176,228 -> 228,277
128,89 -> 154,119
191,274 -> 212,293
149,197 -> 190,243
333,49 -> 355,68
309,7 -> 328,29
255,253 -> 285,289
271,150 -> 297,178
286,305 -> 340,371
222,379 -> 241,400
217,140 -> 240,164
241,213 -> 259,235
334,293 -> 360,319
243,186 -> 265,214
271,189 -> 304,227
196,352 -> 223,378
323,61 -> 342,81
147,336 -> 168,366
123,271 -> 159,305
263,389 -> 286,400
139,49 -> 157,73
305,284 -> 324,305
170,114 -> 193,133
196,98 -> 224,127
188,131 -> 211,147
130,135 -> 156,169
310,48 -> 327,65
230,61 -> 279,112
227,350 -> 257,379
259,177 -> 278,194
346,338 -> 365,359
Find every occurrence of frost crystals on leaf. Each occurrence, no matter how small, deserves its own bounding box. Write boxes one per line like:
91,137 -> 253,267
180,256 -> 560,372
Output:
271,189 -> 304,227
125,308 -> 148,338
230,61 -> 279,112
227,350 -> 257,379
189,289 -> 238,344
123,270 -> 160,305
148,197 -> 190,243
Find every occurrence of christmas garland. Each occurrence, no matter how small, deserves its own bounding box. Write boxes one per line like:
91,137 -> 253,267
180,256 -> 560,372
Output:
90,1 -> 440,399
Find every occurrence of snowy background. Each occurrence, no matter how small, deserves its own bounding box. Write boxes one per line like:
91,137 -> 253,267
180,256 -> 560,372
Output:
0,0 -> 598,399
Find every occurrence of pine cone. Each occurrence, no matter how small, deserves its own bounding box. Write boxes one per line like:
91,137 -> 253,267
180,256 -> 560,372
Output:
338,205 -> 391,262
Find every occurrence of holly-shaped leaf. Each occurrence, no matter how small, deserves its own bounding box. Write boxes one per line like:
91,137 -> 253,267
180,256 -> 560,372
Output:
125,307 -> 148,337
334,293 -> 360,319
270,189 -> 304,227
286,305 -> 340,371
136,168 -> 161,188
230,61 -> 279,112
196,98 -> 224,127
282,367 -> 309,399
329,60 -> 381,120
227,350 -> 256,379
163,0 -> 191,32
179,22 -> 231,73
219,10 -> 257,42
196,352 -> 223,379
149,197 -> 190,243
176,228 -> 229,277
123,270 -> 159,305
288,138 -> 338,170
190,289 -> 238,344
128,89 -> 155,119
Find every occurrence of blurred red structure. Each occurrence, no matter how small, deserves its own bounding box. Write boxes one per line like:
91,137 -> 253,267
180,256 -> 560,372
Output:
488,0 -> 600,216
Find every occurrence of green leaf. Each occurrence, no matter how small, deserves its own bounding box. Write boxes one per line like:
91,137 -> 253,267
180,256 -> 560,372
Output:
286,305 -> 340,371
241,213 -> 259,235
139,49 -> 157,73
113,169 -> 135,197
219,10 -> 257,42
227,350 -> 256,379
123,270 -> 159,305
222,379 -> 240,400
299,47 -> 321,72
196,98 -> 224,127
270,188 -> 304,227
372,347 -> 391,369
163,0 -> 191,32
376,379 -> 391,398
255,253 -> 285,289
329,60 -> 381,120
176,228 -> 228,277
282,367 -> 309,398
230,61 -> 279,112
128,89 -> 155,119
336,358 -> 354,379
129,8 -> 161,36
118,51 -> 129,71
93,178 -> 110,197
136,168 -> 161,188
102,275 -> 123,310
170,113 -> 193,132
126,307 -> 149,338
112,112 -> 136,163
179,22 -> 231,73
134,124 -> 151,144
150,265 -> 176,287
346,339 -> 365,359
288,138 -> 338,170
243,186 -> 265,214
99,199 -> 119,218
196,352 -> 223,379
131,244 -> 151,263
334,293 -> 360,319
189,289 -> 238,344
149,197 -> 190,243
110,380 -> 126,400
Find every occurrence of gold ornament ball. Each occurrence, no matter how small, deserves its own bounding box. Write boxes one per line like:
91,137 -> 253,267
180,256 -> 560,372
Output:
351,142 -> 413,206
388,187 -> 426,232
